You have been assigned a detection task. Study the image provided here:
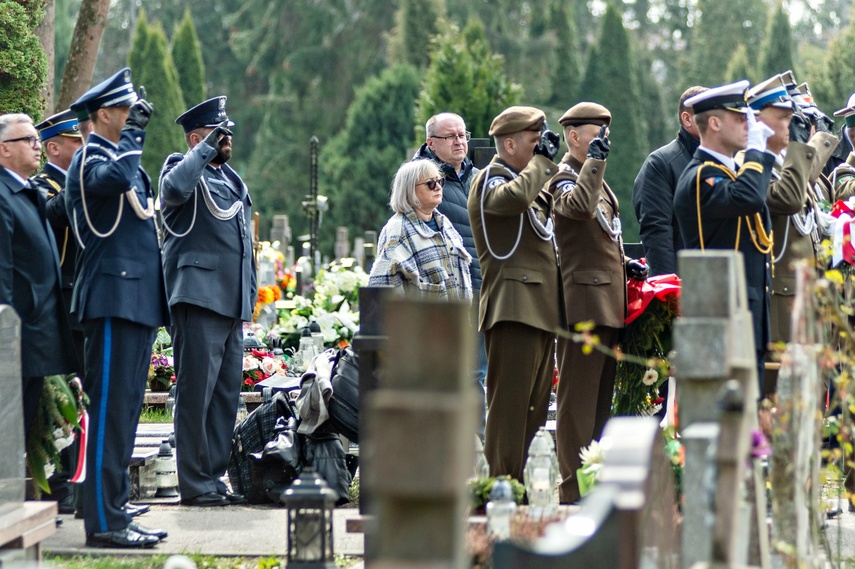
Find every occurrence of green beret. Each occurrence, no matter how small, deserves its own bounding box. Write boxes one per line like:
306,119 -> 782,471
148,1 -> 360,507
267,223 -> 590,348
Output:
559,102 -> 611,128
489,106 -> 546,137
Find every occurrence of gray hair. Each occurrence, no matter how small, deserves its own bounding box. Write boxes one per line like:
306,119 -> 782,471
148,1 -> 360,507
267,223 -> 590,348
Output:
390,160 -> 441,214
0,113 -> 34,141
425,112 -> 465,138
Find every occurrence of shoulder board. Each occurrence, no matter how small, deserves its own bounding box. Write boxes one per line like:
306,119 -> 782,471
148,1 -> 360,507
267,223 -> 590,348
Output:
35,173 -> 62,193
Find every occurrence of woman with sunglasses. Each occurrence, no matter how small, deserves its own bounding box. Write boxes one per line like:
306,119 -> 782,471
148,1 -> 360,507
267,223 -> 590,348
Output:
368,160 -> 472,301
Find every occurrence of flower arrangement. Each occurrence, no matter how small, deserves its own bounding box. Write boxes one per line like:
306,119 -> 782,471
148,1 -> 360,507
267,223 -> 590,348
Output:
612,274 -> 680,416
254,283 -> 283,322
467,475 -> 525,511
268,260 -> 368,351
242,348 -> 288,391
148,328 -> 174,391
27,374 -> 88,495
577,439 -> 605,497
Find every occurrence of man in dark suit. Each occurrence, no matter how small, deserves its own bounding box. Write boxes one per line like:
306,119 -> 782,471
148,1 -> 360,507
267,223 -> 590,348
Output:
159,97 -> 256,507
548,102 -> 647,503
633,86 -> 707,276
65,68 -> 170,548
674,81 -> 776,387
0,113 -> 78,437
467,106 -> 561,482
29,109 -> 85,514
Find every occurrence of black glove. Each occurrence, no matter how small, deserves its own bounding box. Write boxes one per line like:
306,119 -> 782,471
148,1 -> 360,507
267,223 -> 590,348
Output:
626,258 -> 649,281
202,121 -> 232,153
534,125 -> 560,161
816,113 -> 834,134
788,106 -> 810,144
587,125 -> 610,161
123,86 -> 153,131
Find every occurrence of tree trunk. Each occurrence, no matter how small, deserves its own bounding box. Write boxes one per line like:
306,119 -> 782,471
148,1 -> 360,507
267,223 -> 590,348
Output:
56,0 -> 111,111
34,0 -> 55,115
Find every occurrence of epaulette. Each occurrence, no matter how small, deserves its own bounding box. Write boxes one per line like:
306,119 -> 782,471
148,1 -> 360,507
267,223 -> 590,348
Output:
35,172 -> 62,193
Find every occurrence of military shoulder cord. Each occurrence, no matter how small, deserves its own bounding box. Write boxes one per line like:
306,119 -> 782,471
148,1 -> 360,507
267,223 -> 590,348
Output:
157,172 -> 243,240
72,143 -> 154,250
557,162 -> 622,242
695,161 -> 773,255
39,175 -> 69,265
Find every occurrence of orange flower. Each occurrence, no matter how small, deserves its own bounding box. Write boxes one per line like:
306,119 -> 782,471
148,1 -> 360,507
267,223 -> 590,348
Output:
258,286 -> 274,305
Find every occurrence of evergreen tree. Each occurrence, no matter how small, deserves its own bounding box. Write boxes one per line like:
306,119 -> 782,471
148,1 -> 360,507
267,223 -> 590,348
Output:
171,7 -> 206,107
578,3 -> 646,242
758,2 -> 795,79
416,20 -> 523,141
386,0 -> 444,68
812,19 -> 855,112
724,44 -> 756,84
688,0 -> 766,86
0,0 -> 47,117
127,19 -> 186,177
127,10 -> 151,77
546,0 -> 582,107
319,64 -> 422,253
634,46 -> 667,151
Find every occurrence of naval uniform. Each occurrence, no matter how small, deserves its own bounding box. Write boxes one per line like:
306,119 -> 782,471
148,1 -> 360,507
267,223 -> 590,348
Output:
65,129 -> 169,534
159,140 -> 256,501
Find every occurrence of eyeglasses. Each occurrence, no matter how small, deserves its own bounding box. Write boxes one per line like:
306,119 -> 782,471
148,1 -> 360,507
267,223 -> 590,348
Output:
416,177 -> 445,191
430,131 -> 471,142
1,135 -> 41,149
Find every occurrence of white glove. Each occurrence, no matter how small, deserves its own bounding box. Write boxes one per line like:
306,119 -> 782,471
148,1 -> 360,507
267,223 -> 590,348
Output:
746,110 -> 774,153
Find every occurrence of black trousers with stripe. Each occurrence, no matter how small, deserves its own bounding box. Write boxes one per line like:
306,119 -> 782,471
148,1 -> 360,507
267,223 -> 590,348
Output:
80,317 -> 155,534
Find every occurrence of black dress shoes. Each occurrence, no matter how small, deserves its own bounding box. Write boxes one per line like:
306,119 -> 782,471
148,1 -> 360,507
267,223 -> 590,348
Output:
124,503 -> 150,517
86,527 -> 159,548
221,491 -> 246,505
180,492 -> 228,507
128,521 -> 168,540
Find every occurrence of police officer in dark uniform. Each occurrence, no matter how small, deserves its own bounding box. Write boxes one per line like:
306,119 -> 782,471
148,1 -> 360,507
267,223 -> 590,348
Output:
65,68 -> 170,548
29,110 -> 85,513
159,97 -> 256,507
674,81 -> 776,387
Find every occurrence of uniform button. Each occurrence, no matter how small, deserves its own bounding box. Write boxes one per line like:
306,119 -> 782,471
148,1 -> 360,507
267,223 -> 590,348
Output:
522,275 -> 528,282
545,168 -> 552,175
765,286 -> 769,292
120,271 -> 127,277
592,167 -> 598,173
807,152 -> 814,159
593,278 -> 599,283
194,260 -> 199,264
135,137 -> 142,143
783,286 -> 789,292
825,141 -> 832,147
766,262 -> 770,269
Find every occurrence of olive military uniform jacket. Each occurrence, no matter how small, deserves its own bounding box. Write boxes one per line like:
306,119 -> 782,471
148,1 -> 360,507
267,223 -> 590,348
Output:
674,148 -> 775,353
829,151 -> 855,203
467,154 -> 562,333
65,131 -> 169,328
549,152 -> 626,328
159,141 -> 257,322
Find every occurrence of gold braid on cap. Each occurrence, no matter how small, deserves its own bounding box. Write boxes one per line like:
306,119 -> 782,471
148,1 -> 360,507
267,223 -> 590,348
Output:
695,161 -> 773,255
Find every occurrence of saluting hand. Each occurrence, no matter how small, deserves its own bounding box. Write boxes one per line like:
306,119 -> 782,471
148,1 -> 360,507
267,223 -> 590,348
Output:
123,86 -> 154,131
746,111 -> 774,152
586,125 -> 610,161
202,121 -> 232,154
788,106 -> 810,144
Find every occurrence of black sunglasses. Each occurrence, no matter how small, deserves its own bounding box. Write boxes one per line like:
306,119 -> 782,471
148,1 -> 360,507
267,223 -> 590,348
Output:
416,177 -> 444,191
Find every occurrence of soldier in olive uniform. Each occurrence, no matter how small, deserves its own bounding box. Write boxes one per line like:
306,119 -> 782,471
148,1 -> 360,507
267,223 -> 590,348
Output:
674,81 -> 776,388
467,106 -> 561,482
741,74 -> 839,396
548,103 -> 648,503
829,100 -> 855,202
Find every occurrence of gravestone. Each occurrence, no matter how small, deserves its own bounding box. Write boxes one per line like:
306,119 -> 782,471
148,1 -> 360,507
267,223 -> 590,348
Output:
363,231 -> 377,271
334,226 -> 350,260
269,214 -> 291,250
363,299 -> 477,569
0,305 -> 24,509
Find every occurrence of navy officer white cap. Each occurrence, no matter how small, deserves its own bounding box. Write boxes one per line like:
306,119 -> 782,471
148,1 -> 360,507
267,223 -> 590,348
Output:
684,80 -> 751,115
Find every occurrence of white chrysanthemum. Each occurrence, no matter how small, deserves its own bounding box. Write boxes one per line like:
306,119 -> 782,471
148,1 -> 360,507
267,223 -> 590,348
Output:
44,462 -> 56,479
642,368 -> 659,386
578,439 -> 604,466
53,427 -> 75,452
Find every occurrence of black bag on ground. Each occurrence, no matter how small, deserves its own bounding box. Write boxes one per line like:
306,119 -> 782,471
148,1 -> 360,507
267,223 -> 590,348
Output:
304,432 -> 352,506
328,346 -> 359,442
228,391 -> 293,502
250,415 -> 302,503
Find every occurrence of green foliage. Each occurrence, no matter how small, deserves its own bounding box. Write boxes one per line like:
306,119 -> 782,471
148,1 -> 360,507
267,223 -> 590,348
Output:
53,0 -> 76,98
171,7 -> 206,107
387,0 -> 443,68
0,0 -> 47,117
812,20 -> 855,112
468,475 -> 525,509
127,10 -> 151,76
758,3 -> 796,80
545,0 -> 582,107
127,17 -> 186,177
320,64 -> 421,252
634,44 -> 669,151
579,3 -> 645,242
724,44 -> 756,84
416,20 -> 523,141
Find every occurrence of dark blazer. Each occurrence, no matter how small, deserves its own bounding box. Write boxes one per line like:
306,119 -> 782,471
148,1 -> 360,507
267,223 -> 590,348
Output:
550,153 -> 626,328
158,142 -> 257,321
31,162 -> 77,295
64,131 -> 169,328
674,147 -> 775,353
0,166 -> 77,376
467,154 -> 562,333
632,128 -> 699,276
412,144 -> 482,290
